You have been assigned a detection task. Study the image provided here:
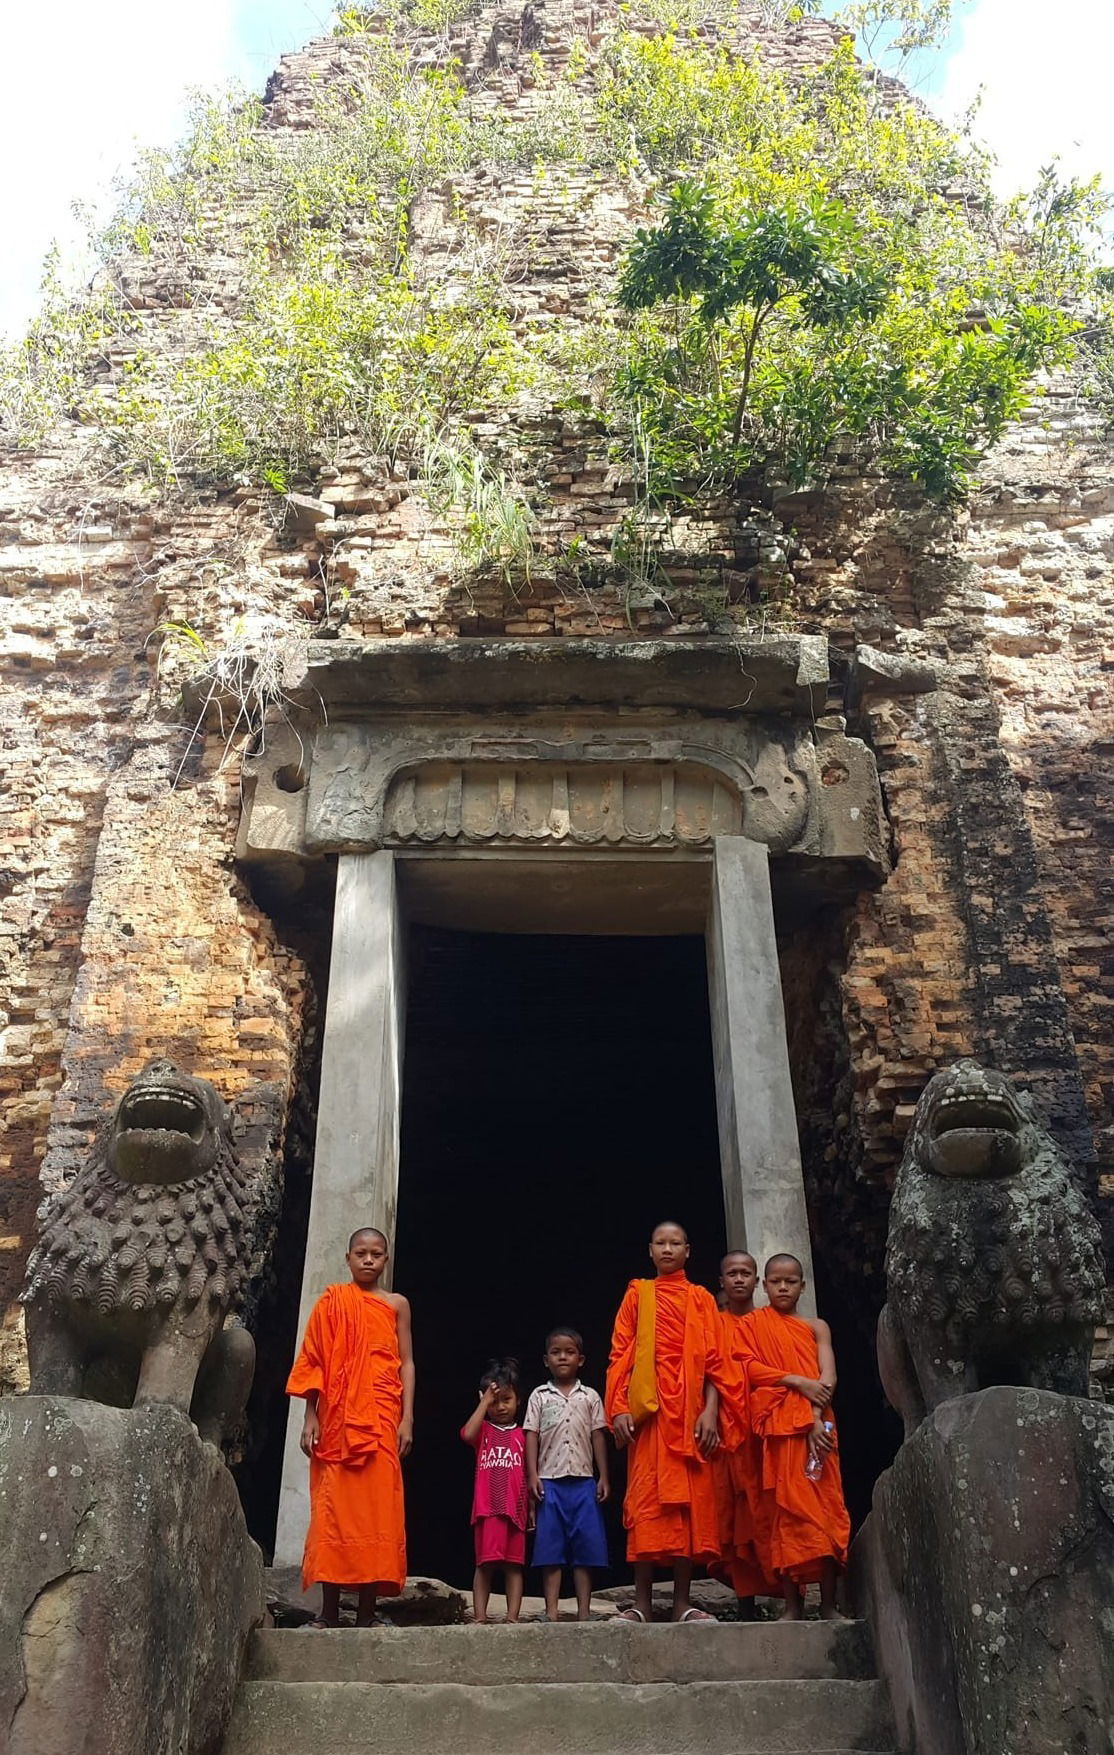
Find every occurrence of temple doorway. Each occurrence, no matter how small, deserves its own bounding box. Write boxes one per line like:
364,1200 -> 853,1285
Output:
394,925 -> 727,1588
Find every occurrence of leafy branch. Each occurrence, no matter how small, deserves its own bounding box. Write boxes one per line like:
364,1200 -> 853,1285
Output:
619,182 -> 886,448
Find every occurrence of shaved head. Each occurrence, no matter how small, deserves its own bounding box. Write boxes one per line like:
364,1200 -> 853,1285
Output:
651,1220 -> 689,1243
348,1226 -> 389,1253
721,1250 -> 757,1273
764,1252 -> 804,1277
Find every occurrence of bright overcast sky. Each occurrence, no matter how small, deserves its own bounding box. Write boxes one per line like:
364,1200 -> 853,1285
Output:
930,0 -> 1114,200
0,0 -> 1111,338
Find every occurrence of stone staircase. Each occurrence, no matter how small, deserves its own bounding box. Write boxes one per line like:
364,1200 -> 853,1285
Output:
223,1618 -> 897,1754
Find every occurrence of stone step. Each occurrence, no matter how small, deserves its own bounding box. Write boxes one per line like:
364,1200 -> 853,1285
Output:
223,1678 -> 895,1754
246,1619 -> 877,1685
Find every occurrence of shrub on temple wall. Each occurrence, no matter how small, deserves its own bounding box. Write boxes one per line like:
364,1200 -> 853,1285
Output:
0,1 -> 1109,530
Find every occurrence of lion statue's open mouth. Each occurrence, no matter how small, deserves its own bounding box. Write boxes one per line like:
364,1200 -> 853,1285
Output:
117,1082 -> 207,1138
925,1078 -> 1023,1179
111,1062 -> 222,1184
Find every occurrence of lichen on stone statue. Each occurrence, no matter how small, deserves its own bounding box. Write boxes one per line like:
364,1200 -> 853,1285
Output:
877,1059 -> 1106,1437
21,1058 -> 255,1446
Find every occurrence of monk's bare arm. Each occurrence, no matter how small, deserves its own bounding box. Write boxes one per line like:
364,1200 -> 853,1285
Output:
695,1379 -> 720,1455
606,1285 -> 638,1447
743,1351 -> 829,1408
392,1293 -> 415,1456
299,1391 -> 320,1457
288,1296 -> 330,1456
810,1317 -> 837,1392
781,1372 -> 831,1407
698,1302 -> 724,1451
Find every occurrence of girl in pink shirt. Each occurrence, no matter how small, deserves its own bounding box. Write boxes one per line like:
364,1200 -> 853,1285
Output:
461,1357 -> 529,1623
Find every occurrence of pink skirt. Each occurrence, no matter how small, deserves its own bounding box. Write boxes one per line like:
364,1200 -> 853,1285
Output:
474,1514 -> 526,1567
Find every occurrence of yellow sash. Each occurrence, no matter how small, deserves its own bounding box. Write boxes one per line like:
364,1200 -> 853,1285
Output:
628,1278 -> 659,1424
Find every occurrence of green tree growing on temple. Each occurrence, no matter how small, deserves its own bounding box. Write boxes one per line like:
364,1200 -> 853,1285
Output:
618,183 -> 887,448
612,173 -> 1074,499
600,31 -> 1094,498
0,9 -> 1108,516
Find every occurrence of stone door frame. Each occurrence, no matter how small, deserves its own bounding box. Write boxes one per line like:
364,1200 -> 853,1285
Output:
233,635 -> 883,1564
273,834 -> 812,1566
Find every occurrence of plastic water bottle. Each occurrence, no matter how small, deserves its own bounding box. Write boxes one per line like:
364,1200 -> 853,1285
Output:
804,1422 -> 834,1481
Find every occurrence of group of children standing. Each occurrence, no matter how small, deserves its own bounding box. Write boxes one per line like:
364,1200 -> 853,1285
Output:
286,1220 -> 851,1627
462,1333 -> 610,1622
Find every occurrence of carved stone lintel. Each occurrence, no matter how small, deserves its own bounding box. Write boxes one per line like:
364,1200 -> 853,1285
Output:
232,639 -> 890,887
238,713 -> 889,887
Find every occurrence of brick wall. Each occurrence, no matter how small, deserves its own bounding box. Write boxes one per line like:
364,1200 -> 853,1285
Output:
1,0 -> 1110,1400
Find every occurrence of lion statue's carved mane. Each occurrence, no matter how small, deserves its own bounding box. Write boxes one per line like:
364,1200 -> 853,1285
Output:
23,1058 -> 255,1446
878,1059 -> 1105,1438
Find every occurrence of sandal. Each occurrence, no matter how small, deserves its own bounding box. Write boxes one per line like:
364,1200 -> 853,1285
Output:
617,1607 -> 647,1622
676,1607 -> 716,1623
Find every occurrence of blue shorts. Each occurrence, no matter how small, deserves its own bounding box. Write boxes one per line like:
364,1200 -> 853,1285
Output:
532,1476 -> 609,1571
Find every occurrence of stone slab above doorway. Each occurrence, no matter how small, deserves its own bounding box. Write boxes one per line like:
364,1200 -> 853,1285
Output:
238,633 -> 833,716
230,637 -> 890,893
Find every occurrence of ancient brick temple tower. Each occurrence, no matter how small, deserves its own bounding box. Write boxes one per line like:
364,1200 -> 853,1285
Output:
1,2 -> 1113,1749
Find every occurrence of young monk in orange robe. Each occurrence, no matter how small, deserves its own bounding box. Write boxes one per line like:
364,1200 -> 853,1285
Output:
740,1253 -> 849,1620
606,1221 -> 724,1623
286,1226 -> 415,1627
712,1251 -> 776,1619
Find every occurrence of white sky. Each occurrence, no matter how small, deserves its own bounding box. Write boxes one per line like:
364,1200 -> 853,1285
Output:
0,0 -> 1111,337
931,0 -> 1114,205
0,0 -> 329,337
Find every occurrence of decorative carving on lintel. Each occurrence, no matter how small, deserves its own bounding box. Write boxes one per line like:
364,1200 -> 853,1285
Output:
383,761 -> 751,849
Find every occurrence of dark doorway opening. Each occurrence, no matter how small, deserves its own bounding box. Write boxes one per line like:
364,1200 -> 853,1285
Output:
395,926 -> 726,1589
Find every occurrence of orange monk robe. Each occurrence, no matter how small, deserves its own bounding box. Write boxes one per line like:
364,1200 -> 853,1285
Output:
286,1281 -> 406,1594
605,1273 -> 724,1565
711,1309 -> 776,1596
739,1305 -> 850,1586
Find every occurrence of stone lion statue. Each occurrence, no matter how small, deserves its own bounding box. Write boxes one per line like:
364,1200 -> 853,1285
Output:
877,1059 -> 1106,1438
22,1058 -> 255,1446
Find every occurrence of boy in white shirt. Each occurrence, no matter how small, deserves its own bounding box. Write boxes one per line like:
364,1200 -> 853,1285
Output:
524,1326 -> 611,1621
